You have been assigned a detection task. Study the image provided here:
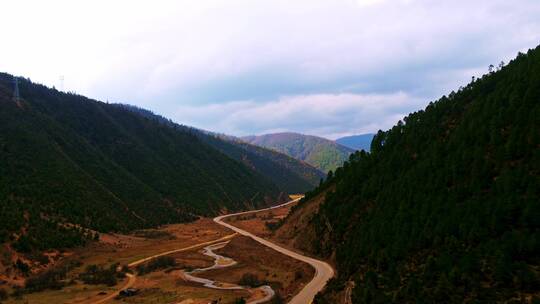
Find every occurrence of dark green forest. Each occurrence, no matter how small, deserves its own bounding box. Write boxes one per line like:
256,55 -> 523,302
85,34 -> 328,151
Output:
197,134 -> 324,193
303,46 -> 539,303
0,75 -> 284,253
115,104 -> 324,193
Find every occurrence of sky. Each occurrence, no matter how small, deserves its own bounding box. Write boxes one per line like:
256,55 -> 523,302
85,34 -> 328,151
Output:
1,0 -> 539,139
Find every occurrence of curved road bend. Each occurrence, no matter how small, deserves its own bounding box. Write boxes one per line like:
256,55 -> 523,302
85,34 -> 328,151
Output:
214,198 -> 335,304
89,233 -> 237,304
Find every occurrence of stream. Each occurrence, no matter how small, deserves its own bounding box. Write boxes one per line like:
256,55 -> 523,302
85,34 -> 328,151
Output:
183,241 -> 275,304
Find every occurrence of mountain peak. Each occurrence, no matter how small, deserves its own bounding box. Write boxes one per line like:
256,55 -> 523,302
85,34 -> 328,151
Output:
241,132 -> 353,173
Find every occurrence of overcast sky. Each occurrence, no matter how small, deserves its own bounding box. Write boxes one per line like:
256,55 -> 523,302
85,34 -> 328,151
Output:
2,0 -> 539,139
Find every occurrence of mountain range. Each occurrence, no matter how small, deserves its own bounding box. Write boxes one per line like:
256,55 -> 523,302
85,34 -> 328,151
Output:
242,132 -> 354,173
115,104 -> 325,194
0,74 -> 319,253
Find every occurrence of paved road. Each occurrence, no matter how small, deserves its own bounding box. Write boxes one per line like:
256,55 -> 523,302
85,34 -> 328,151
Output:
214,198 -> 335,304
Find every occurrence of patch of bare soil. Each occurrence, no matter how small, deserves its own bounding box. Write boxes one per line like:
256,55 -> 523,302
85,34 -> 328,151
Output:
169,249 -> 215,270
2,218 -> 242,304
222,193 -> 327,256
273,190 -> 332,254
224,202 -> 296,238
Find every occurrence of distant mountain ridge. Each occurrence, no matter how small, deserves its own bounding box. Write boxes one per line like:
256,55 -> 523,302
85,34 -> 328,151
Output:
242,132 -> 354,173
335,133 -> 374,151
115,104 -> 324,193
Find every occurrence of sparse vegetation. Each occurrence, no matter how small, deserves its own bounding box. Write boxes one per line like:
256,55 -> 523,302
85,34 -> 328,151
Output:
19,259 -> 83,294
270,293 -> 285,304
79,264 -> 117,286
0,288 -> 8,301
14,259 -> 30,275
24,266 -> 68,292
27,252 -> 50,265
234,297 -> 246,304
265,221 -> 280,231
132,230 -> 175,240
238,273 -> 264,287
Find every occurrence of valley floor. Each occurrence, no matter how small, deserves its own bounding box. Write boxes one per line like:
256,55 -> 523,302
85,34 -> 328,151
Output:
3,198 -> 318,304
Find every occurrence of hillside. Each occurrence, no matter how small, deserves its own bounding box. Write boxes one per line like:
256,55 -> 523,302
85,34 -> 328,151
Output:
278,46 -> 540,303
0,73 -> 283,253
198,135 -> 324,193
242,132 -> 354,173
335,134 -> 374,151
114,104 -> 324,193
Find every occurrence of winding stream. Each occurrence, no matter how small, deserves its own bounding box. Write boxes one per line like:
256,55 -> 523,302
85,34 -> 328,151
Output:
183,241 -> 275,304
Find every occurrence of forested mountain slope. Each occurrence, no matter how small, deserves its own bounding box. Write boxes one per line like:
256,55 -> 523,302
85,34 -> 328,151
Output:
114,104 -> 324,193
280,47 -> 540,303
197,135 -> 324,193
0,74 -> 282,253
242,132 -> 354,173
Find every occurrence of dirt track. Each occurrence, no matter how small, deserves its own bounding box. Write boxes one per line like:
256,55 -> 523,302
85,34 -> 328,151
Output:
88,234 -> 237,304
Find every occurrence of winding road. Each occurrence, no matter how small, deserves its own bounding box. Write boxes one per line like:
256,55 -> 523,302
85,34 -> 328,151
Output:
90,197 -> 333,304
89,234 -> 237,304
214,198 -> 335,304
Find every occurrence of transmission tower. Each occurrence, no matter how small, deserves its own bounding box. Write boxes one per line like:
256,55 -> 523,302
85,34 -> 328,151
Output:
13,76 -> 20,102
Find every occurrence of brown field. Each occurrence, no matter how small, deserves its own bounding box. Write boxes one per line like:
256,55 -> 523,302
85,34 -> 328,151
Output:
3,218 -> 247,304
115,269 -> 250,304
3,201 -> 317,304
196,236 -> 314,300
77,218 -> 232,269
223,202 -> 297,238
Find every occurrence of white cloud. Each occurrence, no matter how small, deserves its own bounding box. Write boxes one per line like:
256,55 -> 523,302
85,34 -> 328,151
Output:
355,0 -> 386,8
1,0 -> 539,136
172,92 -> 425,139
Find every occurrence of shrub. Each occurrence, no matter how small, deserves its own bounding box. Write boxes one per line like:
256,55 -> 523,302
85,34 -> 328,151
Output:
270,293 -> 285,304
133,230 -> 175,239
265,221 -> 280,231
79,264 -> 117,286
0,288 -> 8,300
238,273 -> 264,287
24,267 -> 67,292
14,259 -> 30,275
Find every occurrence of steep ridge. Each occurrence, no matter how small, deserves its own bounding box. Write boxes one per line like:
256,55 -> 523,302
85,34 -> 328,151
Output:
242,132 -> 354,173
114,104 -> 324,193
278,46 -> 540,303
0,73 -> 282,253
